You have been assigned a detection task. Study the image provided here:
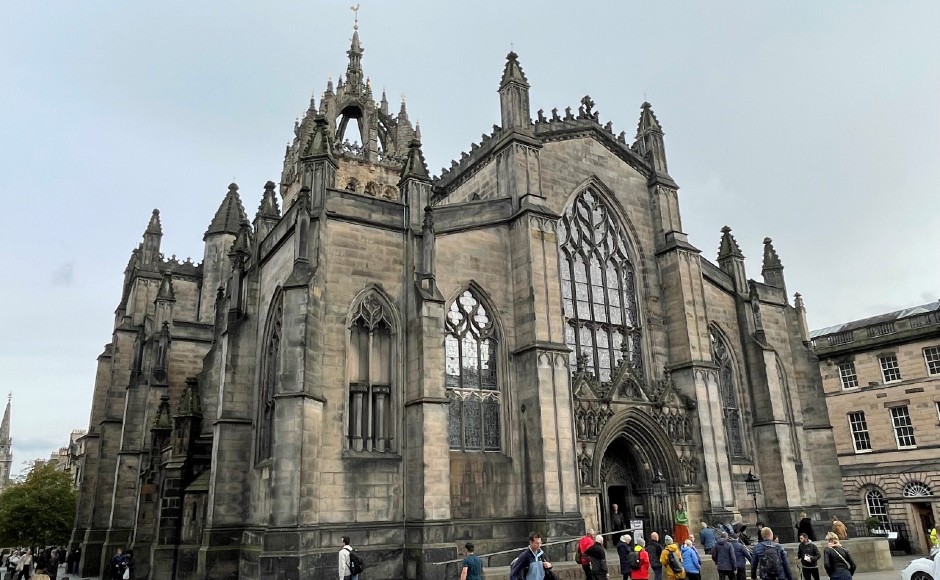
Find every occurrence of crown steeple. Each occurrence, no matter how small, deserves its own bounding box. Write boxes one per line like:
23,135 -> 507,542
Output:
345,6 -> 364,87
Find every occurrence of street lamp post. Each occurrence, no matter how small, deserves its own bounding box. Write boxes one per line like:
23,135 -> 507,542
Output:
652,470 -> 668,538
745,470 -> 762,522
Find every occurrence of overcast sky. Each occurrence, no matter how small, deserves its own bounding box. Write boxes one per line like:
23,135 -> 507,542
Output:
2,1 -> 938,469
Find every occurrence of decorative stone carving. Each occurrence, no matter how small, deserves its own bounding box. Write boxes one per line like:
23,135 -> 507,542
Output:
575,400 -> 614,442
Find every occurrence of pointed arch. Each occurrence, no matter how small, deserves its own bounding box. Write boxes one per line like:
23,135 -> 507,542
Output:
256,289 -> 283,463
708,323 -> 749,461
557,178 -> 648,384
345,285 -> 399,453
594,408 -> 683,486
445,282 -> 504,452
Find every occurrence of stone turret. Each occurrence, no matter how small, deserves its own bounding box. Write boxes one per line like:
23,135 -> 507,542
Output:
154,270 -> 176,329
140,209 -> 163,268
717,226 -> 747,294
499,51 -> 532,132
198,184 -> 247,323
253,181 -> 281,243
761,237 -> 786,297
634,102 -> 669,176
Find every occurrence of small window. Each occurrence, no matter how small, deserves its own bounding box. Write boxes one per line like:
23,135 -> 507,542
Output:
880,355 -> 902,383
838,362 -> 859,389
890,405 -> 916,448
924,346 -> 940,376
848,411 -> 872,452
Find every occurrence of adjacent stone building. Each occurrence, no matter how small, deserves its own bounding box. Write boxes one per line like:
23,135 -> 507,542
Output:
812,300 -> 940,553
71,23 -> 847,580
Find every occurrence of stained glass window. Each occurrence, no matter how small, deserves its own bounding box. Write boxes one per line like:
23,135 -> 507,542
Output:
446,290 -> 500,451
347,293 -> 396,453
710,328 -> 747,459
257,293 -> 282,462
558,190 -> 641,383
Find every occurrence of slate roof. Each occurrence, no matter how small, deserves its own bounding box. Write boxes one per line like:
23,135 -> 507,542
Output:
810,300 -> 940,338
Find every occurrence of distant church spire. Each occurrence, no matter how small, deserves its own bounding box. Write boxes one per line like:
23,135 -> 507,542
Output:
0,394 -> 12,493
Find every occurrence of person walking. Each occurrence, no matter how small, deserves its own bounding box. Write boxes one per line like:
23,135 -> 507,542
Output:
459,542 -> 482,580
796,533 -> 820,580
647,532 -> 664,580
822,532 -> 855,580
617,534 -> 637,580
631,538 -> 651,580
752,527 -> 793,580
659,535 -> 684,580
830,518 -> 848,541
711,532 -> 736,580
729,533 -> 753,580
680,539 -> 700,580
585,534 -> 608,580
509,532 -> 553,580
578,528 -> 597,580
699,523 -> 717,555
15,549 -> 32,580
795,513 -> 816,542
338,536 -> 359,580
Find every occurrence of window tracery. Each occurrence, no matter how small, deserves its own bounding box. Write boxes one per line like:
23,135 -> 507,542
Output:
445,289 -> 500,451
257,293 -> 282,462
557,189 -> 641,383
347,292 -> 396,453
709,328 -> 747,459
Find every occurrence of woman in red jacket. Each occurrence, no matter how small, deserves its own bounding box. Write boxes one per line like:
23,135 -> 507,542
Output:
631,537 -> 651,580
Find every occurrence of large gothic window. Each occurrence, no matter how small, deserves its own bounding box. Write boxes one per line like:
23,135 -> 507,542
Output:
558,189 -> 641,382
347,292 -> 396,453
446,289 -> 501,451
709,327 -> 747,460
257,293 -> 282,462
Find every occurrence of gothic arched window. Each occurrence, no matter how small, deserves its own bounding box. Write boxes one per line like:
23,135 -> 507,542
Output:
865,489 -> 890,529
709,327 -> 747,460
558,189 -> 641,382
445,289 -> 500,451
347,291 -> 397,453
257,293 -> 283,462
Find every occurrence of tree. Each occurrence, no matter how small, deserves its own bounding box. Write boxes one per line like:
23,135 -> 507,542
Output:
0,462 -> 76,547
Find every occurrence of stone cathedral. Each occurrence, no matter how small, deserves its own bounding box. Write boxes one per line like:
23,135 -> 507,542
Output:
71,23 -> 847,580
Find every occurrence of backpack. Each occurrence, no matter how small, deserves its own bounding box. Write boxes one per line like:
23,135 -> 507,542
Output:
758,542 -> 783,579
627,549 -> 641,570
667,549 -> 684,574
348,550 -> 365,576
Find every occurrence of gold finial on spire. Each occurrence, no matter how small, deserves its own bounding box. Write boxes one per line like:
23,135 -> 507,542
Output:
351,4 -> 360,30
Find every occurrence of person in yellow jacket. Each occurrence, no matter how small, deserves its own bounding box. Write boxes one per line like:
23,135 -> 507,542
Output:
930,525 -> 938,553
659,535 -> 686,580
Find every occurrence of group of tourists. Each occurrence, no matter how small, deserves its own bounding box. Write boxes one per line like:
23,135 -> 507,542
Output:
0,546 -> 70,580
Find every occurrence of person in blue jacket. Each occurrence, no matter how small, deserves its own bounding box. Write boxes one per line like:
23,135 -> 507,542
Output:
699,523 -> 718,555
680,539 -> 701,580
730,533 -> 754,580
509,532 -> 553,580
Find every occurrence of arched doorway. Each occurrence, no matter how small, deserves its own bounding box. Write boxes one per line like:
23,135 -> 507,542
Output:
595,411 -> 682,542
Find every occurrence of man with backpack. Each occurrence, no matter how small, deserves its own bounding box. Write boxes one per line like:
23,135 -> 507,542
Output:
617,534 -> 640,580
509,532 -> 553,580
339,536 -> 364,580
751,528 -> 793,580
658,535 -> 685,580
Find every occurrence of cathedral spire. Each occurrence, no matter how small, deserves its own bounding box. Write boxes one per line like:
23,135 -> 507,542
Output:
205,183 -> 249,240
499,51 -> 532,132
400,139 -> 430,182
0,394 -> 10,448
0,394 -> 11,491
717,225 -> 744,260
255,180 -> 281,221
634,101 -> 669,175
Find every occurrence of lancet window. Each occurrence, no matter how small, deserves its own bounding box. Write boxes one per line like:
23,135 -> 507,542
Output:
445,289 -> 501,451
257,293 -> 282,462
558,189 -> 642,383
347,292 -> 396,453
709,328 -> 747,459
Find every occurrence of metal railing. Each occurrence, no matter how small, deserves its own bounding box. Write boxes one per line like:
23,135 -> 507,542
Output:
430,528 -> 639,579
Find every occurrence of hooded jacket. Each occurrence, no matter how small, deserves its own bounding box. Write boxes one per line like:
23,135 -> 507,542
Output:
660,543 -> 685,580
711,538 -> 736,572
